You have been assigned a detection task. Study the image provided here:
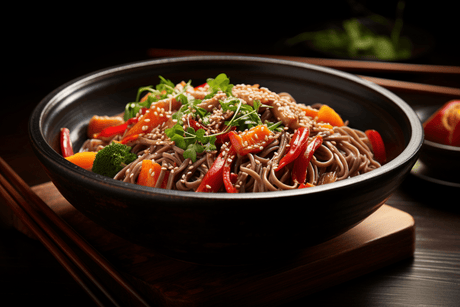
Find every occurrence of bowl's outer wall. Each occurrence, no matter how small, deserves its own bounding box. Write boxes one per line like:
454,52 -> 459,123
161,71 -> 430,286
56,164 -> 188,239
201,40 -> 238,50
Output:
29,57 -> 422,265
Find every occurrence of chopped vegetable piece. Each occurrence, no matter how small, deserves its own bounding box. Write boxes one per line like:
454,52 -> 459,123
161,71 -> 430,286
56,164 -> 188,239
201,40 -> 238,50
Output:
423,100 -> 460,147
317,105 -> 344,127
87,115 -> 124,139
194,82 -> 208,89
228,125 -> 274,156
291,135 -> 323,184
298,182 -> 315,189
223,146 -> 238,193
93,114 -> 142,139
196,147 -> 228,192
92,142 -> 137,178
137,160 -> 168,188
65,151 -> 97,170
298,104 -> 319,118
365,129 -> 387,164
276,127 -> 310,171
121,99 -> 180,144
60,128 -> 74,158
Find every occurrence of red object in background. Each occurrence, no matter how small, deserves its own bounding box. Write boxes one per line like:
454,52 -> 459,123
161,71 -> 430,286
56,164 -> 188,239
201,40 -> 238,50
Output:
423,100 -> 460,147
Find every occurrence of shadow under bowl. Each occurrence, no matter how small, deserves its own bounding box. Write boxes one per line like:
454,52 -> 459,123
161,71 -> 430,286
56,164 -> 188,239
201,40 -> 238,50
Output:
28,56 -> 423,265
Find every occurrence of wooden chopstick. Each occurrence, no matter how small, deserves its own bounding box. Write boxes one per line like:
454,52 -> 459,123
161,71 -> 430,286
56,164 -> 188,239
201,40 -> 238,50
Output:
0,173 -> 117,306
147,48 -> 460,97
0,156 -> 151,307
147,48 -> 460,75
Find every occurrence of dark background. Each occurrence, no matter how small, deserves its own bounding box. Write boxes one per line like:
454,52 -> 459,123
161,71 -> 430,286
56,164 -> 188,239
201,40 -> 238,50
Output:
4,0 -> 459,186
2,1 -> 459,306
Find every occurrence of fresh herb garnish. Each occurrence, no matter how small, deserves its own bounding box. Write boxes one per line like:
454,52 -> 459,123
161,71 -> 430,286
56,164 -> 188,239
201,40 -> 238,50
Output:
124,76 -> 191,121
220,98 -> 284,132
205,73 -> 234,98
165,124 -> 217,162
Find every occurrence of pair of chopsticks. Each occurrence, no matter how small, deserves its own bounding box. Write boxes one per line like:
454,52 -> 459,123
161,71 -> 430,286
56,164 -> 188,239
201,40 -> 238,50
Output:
0,156 -> 151,307
147,48 -> 460,97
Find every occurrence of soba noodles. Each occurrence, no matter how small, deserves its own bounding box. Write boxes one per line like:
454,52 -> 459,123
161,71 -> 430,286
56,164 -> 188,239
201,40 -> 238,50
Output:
79,74 -> 384,192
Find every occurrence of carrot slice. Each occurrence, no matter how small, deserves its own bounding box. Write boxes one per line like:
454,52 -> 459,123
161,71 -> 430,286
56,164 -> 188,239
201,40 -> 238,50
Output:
228,125 -> 274,156
121,99 -> 180,144
137,160 -> 163,187
298,105 -> 319,118
317,105 -> 344,127
87,115 -> 124,139
65,152 -> 97,170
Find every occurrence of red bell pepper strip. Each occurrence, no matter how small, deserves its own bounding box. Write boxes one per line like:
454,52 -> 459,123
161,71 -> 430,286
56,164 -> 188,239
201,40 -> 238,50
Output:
228,125 -> 274,156
291,135 -> 323,184
365,129 -> 387,164
196,147 -> 228,192
60,128 -> 74,158
276,127 -> 310,171
423,99 -> 460,147
215,126 -> 237,145
119,134 -> 139,145
194,82 -> 207,89
93,108 -> 147,139
223,146 -> 238,193
298,182 -> 315,189
188,119 -> 205,131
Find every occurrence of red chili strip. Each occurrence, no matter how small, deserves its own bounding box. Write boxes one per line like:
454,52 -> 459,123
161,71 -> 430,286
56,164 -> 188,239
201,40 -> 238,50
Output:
298,182 -> 315,189
276,127 -> 310,171
223,146 -> 238,193
60,128 -> 74,158
94,109 -> 145,139
291,135 -> 323,184
196,147 -> 228,192
365,129 -> 387,164
194,82 -> 207,89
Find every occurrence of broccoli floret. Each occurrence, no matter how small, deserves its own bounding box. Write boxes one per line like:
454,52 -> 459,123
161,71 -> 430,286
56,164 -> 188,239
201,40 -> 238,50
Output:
92,142 -> 137,178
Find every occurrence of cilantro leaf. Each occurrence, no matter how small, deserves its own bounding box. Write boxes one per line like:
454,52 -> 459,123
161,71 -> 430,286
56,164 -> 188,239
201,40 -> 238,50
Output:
205,73 -> 234,98
124,76 -> 190,121
165,123 -> 217,162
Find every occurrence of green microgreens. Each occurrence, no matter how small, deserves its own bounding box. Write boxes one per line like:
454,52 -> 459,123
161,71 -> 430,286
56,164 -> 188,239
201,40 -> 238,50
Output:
205,73 -> 234,98
124,76 -> 191,121
132,73 -> 284,162
220,98 -> 284,133
165,124 -> 216,162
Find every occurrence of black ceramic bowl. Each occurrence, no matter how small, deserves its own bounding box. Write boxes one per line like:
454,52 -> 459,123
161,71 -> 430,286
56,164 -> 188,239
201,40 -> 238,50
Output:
412,105 -> 460,187
29,56 -> 423,265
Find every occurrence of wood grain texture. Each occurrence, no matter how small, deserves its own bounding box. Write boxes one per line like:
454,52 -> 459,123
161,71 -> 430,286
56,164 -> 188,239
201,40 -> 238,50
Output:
30,182 -> 415,307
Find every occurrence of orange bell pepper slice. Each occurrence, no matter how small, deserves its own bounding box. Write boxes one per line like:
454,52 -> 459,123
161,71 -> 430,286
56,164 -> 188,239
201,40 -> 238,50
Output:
317,105 -> 344,127
65,151 -> 97,171
120,99 -> 180,144
228,125 -> 274,156
137,160 -> 169,188
87,115 -> 124,139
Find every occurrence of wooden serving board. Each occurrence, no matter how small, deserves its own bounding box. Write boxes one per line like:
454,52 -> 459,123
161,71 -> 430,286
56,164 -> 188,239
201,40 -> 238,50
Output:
30,182 -> 415,307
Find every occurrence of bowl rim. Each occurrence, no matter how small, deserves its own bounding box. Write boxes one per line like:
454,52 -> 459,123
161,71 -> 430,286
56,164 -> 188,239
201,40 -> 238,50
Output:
29,55 -> 424,200
423,139 -> 460,152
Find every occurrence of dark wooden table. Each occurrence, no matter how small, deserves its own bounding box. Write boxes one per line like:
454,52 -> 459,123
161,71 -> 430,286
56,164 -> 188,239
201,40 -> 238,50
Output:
1,37 -> 460,306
